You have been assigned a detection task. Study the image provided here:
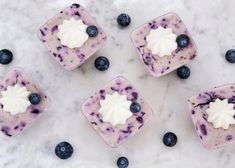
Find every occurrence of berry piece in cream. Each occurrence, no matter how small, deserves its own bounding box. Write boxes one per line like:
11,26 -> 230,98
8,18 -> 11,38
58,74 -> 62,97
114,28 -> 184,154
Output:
57,18 -> 89,48
0,84 -> 31,115
99,92 -> 132,126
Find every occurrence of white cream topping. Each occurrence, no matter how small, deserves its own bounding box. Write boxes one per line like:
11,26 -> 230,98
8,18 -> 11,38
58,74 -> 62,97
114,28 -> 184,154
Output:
57,18 -> 89,48
99,92 -> 133,126
146,26 -> 177,57
206,98 -> 235,129
0,84 -> 31,115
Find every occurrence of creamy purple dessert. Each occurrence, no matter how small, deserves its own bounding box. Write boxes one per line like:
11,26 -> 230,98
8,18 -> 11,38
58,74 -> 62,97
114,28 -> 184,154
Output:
81,76 -> 153,148
0,68 -> 48,137
38,4 -> 107,71
188,84 -> 235,149
131,13 -> 197,77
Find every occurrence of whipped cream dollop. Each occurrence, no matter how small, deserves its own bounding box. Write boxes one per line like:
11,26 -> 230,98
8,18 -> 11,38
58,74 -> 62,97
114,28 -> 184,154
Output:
146,26 -> 177,57
206,98 -> 235,129
99,92 -> 133,126
0,84 -> 31,115
57,18 -> 89,48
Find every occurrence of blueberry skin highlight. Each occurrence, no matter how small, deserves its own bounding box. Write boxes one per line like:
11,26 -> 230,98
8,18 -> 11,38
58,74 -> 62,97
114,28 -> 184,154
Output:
55,141 -> 74,160
225,49 -> 235,63
117,157 -> 129,168
94,56 -> 110,71
0,49 -> 13,65
117,13 -> 131,28
130,102 -> 141,113
86,25 -> 98,37
29,93 -> 41,105
176,34 -> 190,48
163,132 -> 177,147
177,66 -> 191,79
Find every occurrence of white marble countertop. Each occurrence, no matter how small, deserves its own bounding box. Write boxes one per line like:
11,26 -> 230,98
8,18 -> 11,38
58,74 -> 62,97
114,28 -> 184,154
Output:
0,0 -> 235,167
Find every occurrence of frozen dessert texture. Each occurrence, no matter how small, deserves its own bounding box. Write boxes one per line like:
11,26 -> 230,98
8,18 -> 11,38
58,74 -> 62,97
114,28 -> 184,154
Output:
188,84 -> 235,149
38,4 -> 107,71
0,68 -> 48,137
131,13 -> 197,77
81,76 -> 153,148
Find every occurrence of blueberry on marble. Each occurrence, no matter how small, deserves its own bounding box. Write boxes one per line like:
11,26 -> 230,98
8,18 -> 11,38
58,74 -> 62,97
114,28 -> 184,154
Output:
225,49 -> 235,63
177,66 -> 190,79
55,141 -> 74,160
130,102 -> 141,113
29,93 -> 41,105
0,49 -> 13,65
86,25 -> 98,37
176,34 -> 190,48
163,132 -> 177,147
117,13 -> 131,28
94,56 -> 110,71
117,157 -> 129,168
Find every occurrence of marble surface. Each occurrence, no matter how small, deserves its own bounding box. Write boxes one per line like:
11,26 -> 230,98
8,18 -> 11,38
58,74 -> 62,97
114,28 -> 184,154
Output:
0,0 -> 235,167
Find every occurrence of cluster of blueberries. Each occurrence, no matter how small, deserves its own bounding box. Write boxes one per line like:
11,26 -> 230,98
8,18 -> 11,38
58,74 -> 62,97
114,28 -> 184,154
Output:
1,12 -> 235,168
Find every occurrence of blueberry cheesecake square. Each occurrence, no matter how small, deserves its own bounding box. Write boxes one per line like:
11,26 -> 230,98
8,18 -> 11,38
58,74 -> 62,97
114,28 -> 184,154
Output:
0,68 -> 48,137
188,84 -> 235,149
81,76 -> 153,148
38,4 -> 107,71
131,13 -> 197,77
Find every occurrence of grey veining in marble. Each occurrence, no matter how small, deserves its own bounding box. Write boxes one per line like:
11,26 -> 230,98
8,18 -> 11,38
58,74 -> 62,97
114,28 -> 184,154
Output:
0,0 -> 235,167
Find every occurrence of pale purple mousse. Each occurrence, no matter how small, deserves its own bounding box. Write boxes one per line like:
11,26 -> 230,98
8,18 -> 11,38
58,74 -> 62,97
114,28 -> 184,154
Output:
0,68 -> 48,137
131,13 -> 197,78
81,76 -> 153,148
188,84 -> 235,149
38,4 -> 107,71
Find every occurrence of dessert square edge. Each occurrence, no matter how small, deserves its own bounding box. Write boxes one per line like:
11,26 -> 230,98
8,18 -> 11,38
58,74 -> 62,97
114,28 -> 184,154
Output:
0,68 -> 48,137
188,84 -> 235,149
38,4 -> 107,71
131,12 -> 197,78
81,76 -> 153,148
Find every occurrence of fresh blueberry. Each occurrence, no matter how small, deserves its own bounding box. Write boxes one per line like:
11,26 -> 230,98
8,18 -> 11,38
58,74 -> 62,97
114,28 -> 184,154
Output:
0,49 -> 13,65
176,34 -> 190,48
86,25 -> 98,37
225,49 -> 235,63
177,66 -> 191,79
130,102 -> 141,113
163,132 -> 177,147
117,13 -> 131,28
94,56 -> 110,71
55,141 -> 74,160
28,93 -> 41,105
117,157 -> 129,168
